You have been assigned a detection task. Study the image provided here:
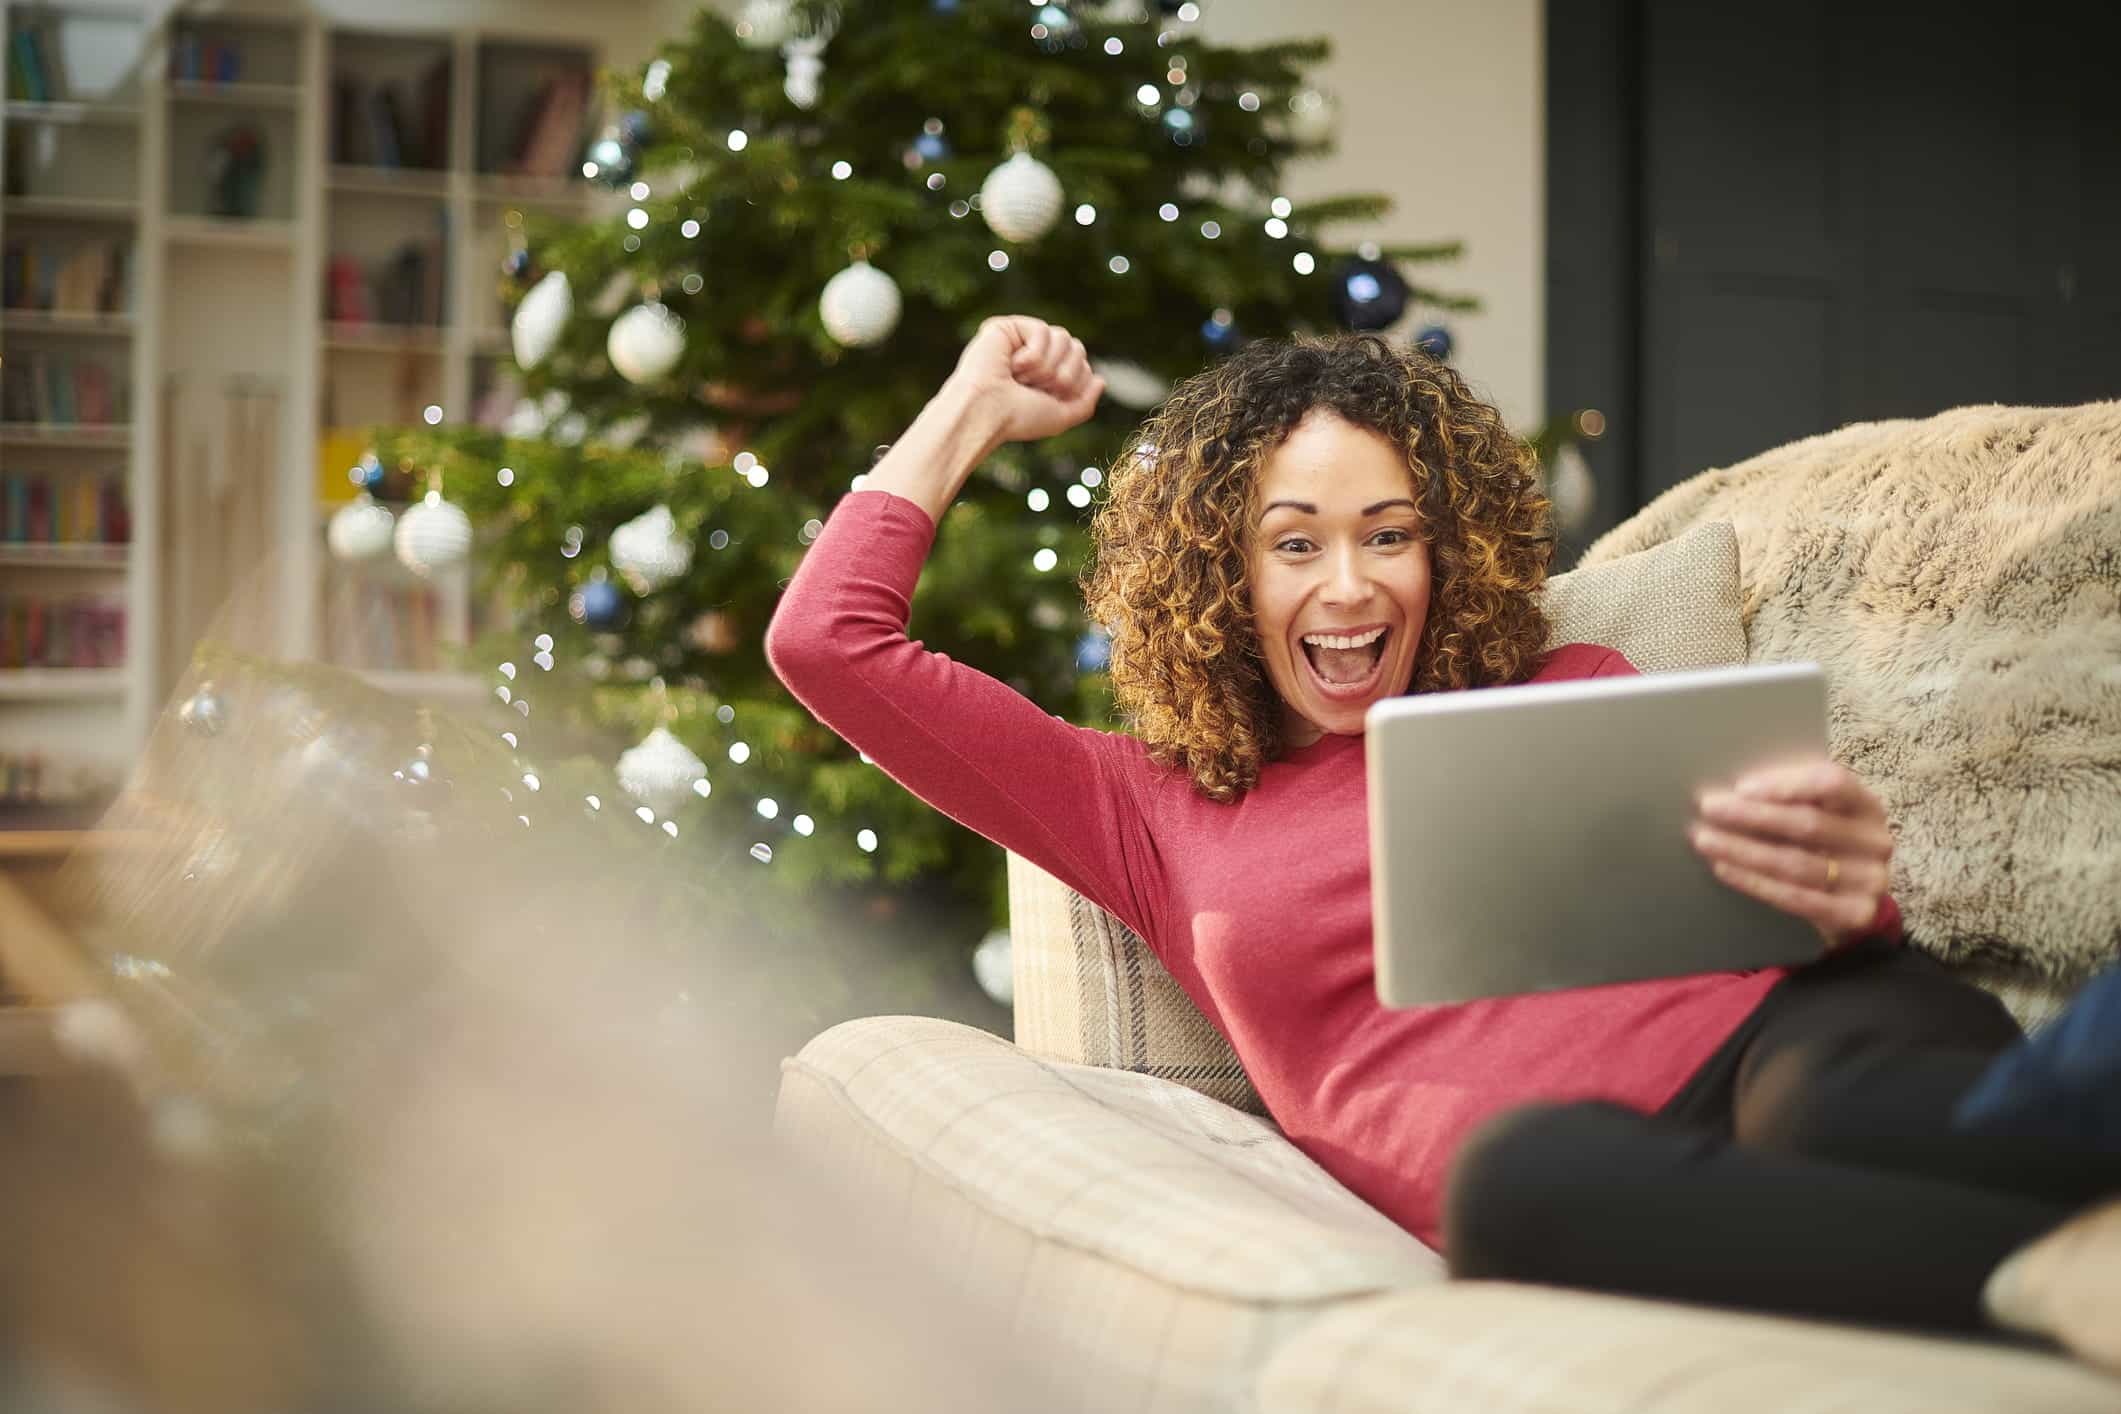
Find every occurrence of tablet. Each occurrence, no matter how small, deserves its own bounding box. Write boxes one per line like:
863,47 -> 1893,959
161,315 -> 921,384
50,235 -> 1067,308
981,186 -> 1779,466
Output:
1364,661 -> 1830,1007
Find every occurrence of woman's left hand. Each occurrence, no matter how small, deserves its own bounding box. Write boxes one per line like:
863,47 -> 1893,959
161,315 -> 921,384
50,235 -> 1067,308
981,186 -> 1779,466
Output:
1688,760 -> 1894,950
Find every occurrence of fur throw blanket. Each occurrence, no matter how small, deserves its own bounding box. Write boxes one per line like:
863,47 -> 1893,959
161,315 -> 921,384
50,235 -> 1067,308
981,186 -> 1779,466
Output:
1581,403 -> 2121,1003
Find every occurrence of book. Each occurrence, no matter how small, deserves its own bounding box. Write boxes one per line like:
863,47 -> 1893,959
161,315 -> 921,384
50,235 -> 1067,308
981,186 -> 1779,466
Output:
364,85 -> 402,167
418,56 -> 451,170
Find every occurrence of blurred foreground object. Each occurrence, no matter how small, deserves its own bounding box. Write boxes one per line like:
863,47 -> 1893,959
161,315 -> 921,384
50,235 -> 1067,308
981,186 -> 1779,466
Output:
0,642 -> 1078,1413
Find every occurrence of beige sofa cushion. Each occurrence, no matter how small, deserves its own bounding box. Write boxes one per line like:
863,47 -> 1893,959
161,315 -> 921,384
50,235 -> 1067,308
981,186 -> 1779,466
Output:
1257,1281 -> 2121,1414
778,1013 -> 1440,1414
1009,520 -> 1750,1102
1581,403 -> 2121,1014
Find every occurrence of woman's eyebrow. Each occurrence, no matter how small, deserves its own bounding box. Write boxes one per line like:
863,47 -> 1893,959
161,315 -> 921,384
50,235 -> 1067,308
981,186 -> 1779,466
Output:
1260,498 -> 1418,517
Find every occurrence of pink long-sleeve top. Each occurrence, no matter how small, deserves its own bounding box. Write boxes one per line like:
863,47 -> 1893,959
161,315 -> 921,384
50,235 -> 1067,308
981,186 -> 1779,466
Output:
766,489 -> 1899,1248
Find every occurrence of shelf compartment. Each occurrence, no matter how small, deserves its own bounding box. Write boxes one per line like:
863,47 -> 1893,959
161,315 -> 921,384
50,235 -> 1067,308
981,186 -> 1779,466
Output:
0,545 -> 128,570
2,99 -> 139,125
0,195 -> 138,223
166,80 -> 302,110
321,322 -> 447,354
164,215 -> 296,250
0,668 -> 126,701
324,163 -> 453,199
0,423 -> 130,448
0,311 -> 134,337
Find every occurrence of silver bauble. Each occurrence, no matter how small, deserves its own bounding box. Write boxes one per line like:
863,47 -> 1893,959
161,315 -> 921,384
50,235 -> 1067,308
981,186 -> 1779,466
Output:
978,152 -> 1064,243
607,301 -> 686,385
394,491 -> 473,575
326,494 -> 396,561
616,727 -> 709,817
609,504 -> 695,592
510,270 -> 572,370
819,261 -> 902,347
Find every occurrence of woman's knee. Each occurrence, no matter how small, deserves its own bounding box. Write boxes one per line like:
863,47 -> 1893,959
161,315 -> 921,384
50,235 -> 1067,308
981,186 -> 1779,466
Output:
1444,1101 -> 1641,1279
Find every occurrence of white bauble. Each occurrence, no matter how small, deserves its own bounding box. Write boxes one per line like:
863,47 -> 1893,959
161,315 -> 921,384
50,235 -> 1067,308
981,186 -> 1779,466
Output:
609,503 -> 695,592
616,727 -> 709,816
1550,443 -> 1597,535
735,0 -> 795,49
1091,358 -> 1169,410
394,491 -> 473,575
818,260 -> 901,347
972,929 -> 1014,1008
979,152 -> 1063,243
784,45 -> 825,109
510,271 -> 572,370
326,495 -> 395,561
607,301 -> 686,385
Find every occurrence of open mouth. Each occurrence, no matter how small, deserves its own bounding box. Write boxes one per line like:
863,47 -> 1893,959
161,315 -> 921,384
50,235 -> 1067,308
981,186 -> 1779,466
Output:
1299,627 -> 1389,695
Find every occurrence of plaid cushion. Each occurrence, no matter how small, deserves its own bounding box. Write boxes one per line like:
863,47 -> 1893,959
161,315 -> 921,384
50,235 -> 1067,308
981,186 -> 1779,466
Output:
1257,1282 -> 2121,1413
1010,522 -> 1750,1099
777,1013 -> 1441,1414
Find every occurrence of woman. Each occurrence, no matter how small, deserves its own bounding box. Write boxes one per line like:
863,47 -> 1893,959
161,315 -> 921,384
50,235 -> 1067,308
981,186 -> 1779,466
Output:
766,316 -> 2119,1367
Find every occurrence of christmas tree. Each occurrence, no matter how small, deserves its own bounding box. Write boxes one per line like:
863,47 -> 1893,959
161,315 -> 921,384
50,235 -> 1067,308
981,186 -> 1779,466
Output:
375,0 -> 1475,927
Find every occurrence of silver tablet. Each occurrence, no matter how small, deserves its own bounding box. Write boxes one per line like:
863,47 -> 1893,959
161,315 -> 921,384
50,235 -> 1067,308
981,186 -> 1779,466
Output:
1365,661 -> 1830,1007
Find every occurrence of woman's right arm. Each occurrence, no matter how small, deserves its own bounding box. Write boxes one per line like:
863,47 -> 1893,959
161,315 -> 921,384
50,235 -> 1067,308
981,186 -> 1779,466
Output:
764,320 -> 1167,939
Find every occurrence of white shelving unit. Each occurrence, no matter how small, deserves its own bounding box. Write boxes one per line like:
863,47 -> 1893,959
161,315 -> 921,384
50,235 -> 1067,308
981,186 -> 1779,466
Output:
0,0 -> 611,835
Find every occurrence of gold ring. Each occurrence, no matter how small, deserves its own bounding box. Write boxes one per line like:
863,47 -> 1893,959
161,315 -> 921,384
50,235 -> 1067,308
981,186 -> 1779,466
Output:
1824,857 -> 1840,889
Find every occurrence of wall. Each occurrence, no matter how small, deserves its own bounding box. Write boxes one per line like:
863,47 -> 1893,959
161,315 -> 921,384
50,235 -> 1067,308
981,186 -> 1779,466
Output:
1205,0 -> 1546,427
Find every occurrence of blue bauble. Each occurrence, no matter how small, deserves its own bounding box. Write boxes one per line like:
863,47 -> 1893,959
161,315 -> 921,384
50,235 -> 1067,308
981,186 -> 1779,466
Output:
583,129 -> 636,188
1074,628 -> 1112,673
930,0 -> 960,11
912,131 -> 949,162
619,109 -> 654,147
579,578 -> 626,629
1161,106 -> 1201,146
1201,310 -> 1240,351
1414,324 -> 1454,360
1331,257 -> 1408,332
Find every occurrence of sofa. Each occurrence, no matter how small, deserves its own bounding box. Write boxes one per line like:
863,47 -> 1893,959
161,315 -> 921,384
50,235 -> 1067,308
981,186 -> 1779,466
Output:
775,403 -> 2121,1412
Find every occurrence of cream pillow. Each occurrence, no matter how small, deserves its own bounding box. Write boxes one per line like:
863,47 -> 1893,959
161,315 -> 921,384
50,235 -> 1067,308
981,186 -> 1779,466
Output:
1542,520 -> 1746,671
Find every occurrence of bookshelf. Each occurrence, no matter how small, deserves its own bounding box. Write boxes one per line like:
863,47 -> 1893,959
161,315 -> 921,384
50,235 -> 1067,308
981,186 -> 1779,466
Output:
0,1 -> 620,839
0,0 -> 147,828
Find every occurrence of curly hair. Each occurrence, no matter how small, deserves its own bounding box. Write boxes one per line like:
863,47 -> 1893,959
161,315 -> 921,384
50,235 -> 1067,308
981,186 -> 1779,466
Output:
1082,333 -> 1553,803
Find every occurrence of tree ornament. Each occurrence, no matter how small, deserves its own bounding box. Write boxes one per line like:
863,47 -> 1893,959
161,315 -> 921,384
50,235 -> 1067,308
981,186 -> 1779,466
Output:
1031,4 -> 1076,52
1161,105 -> 1203,147
910,121 -> 950,165
574,575 -> 628,630
1200,307 -> 1241,352
819,260 -> 902,347
582,126 -> 635,187
511,270 -> 572,370
609,504 -> 695,592
1414,323 -> 1454,360
979,152 -> 1063,243
178,681 -> 228,737
326,493 -> 395,561
1091,358 -> 1169,410
502,246 -> 535,289
783,35 -> 828,109
972,928 -> 1014,1007
618,109 -> 653,147
735,0 -> 795,50
394,490 -> 473,575
1331,257 -> 1409,332
607,301 -> 687,385
1074,627 -> 1112,673
616,727 -> 709,817
1549,442 -> 1597,535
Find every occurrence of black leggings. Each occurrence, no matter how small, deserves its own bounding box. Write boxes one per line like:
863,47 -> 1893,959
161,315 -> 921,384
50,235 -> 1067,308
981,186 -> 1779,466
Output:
1444,940 -> 2121,1334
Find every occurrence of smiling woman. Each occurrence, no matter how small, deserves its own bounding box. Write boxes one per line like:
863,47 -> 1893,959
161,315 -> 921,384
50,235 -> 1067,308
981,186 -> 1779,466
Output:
1084,335 -> 1552,797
